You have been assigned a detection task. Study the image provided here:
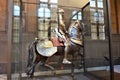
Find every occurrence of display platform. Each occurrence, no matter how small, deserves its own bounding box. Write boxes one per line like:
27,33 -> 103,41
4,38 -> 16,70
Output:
22,74 -> 99,80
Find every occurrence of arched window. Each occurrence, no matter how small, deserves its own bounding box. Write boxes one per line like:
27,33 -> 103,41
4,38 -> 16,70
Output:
38,7 -> 50,18
13,5 -> 20,43
38,8 -> 44,17
14,5 -> 20,16
37,0 -> 58,38
45,8 -> 51,18
37,4 -> 51,38
40,0 -> 48,2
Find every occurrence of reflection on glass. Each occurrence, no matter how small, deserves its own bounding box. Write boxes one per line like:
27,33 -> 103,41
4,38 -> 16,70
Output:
98,10 -> 104,17
97,0 -> 103,8
94,12 -> 99,22
90,0 -> 96,7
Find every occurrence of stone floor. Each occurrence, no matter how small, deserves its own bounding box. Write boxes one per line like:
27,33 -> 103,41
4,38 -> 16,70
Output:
22,73 -> 99,80
0,75 -> 7,80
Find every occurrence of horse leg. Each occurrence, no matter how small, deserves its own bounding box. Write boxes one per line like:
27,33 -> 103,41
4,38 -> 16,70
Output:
39,57 -> 56,75
26,53 -> 42,77
44,57 -> 54,70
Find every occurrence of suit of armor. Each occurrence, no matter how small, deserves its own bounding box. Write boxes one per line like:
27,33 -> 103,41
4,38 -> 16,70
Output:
54,8 -> 71,64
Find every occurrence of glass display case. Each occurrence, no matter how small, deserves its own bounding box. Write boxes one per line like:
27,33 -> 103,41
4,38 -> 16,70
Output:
10,0 -> 113,80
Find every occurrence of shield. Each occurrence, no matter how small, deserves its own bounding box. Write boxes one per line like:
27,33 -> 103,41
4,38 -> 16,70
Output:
36,40 -> 57,57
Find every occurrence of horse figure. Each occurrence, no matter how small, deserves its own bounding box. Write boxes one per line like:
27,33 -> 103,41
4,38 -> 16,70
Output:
25,8 -> 84,78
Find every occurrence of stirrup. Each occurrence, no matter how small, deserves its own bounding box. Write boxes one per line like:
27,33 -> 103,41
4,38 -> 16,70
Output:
62,59 -> 71,64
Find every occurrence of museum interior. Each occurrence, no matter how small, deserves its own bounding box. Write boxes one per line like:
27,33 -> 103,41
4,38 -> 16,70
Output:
0,0 -> 120,80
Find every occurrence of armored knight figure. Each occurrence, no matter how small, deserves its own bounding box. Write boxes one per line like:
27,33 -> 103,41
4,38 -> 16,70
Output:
69,20 -> 83,46
54,8 -> 71,64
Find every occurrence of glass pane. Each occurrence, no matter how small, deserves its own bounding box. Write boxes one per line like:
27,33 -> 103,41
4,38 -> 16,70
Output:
38,31 -> 48,38
91,33 -> 98,40
91,25 -> 97,32
98,9 -> 104,23
11,0 -> 112,80
99,25 -> 105,40
38,19 -> 44,30
97,0 -> 103,8
51,8 -> 57,20
99,33 -> 105,40
51,23 -> 57,37
44,20 -> 49,30
78,12 -> 82,20
40,3 -> 48,7
90,0 -> 96,7
73,15 -> 77,20
91,25 -> 98,39
14,5 -> 20,16
90,9 -> 96,23
13,17 -> 20,43
72,11 -> 77,19
99,25 -> 105,32
45,8 -> 51,18
38,8 -> 44,17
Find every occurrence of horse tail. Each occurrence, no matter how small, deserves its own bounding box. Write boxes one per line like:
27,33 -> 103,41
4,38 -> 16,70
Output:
27,40 -> 35,67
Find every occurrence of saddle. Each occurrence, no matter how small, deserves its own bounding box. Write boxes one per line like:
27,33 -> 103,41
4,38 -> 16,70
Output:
36,38 -> 64,57
51,37 -> 64,47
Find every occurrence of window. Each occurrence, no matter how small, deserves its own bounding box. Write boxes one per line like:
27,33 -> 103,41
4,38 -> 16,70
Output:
40,0 -> 48,3
14,5 -> 20,16
97,0 -> 103,8
13,5 -> 20,43
50,0 -> 58,3
38,7 -> 51,18
37,1 -> 58,38
90,0 -> 105,40
72,10 -> 82,20
90,0 -> 96,7
38,6 -> 50,38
